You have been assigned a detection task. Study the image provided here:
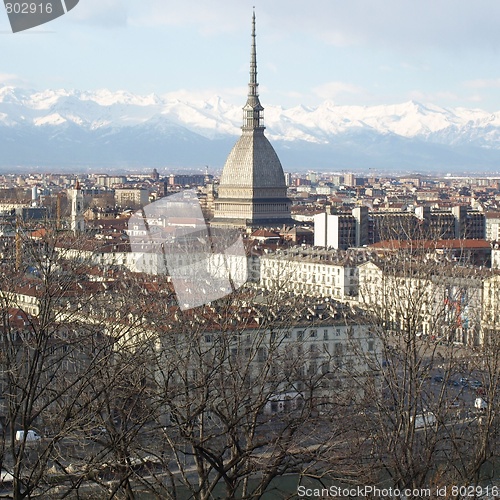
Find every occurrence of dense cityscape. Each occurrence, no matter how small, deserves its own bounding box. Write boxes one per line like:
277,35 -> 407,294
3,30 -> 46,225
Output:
1,145 -> 500,499
3,6 -> 500,500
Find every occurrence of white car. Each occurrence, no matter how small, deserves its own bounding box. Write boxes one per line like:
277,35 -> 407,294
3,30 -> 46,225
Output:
15,430 -> 41,442
411,411 -> 436,429
0,469 -> 13,485
474,398 -> 487,410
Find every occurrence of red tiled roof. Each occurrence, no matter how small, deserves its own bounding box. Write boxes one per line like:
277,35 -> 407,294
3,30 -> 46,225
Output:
251,229 -> 280,238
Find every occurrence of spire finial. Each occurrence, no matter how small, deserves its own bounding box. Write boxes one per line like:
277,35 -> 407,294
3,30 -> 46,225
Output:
250,9 -> 257,96
243,9 -> 264,130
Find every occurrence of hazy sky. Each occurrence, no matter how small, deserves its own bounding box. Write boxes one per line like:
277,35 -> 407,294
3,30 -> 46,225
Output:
3,0 -> 500,111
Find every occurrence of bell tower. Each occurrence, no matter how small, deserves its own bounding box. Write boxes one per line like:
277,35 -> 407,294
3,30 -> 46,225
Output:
70,179 -> 85,233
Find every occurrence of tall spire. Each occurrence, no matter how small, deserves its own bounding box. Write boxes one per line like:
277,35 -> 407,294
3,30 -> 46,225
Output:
243,9 -> 264,131
249,9 -> 258,99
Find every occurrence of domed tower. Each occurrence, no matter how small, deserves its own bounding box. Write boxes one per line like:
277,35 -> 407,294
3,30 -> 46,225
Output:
212,11 -> 291,228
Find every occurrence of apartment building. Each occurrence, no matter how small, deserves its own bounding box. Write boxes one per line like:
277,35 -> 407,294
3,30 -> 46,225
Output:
260,247 -> 358,300
155,301 -> 380,416
357,260 -> 487,346
114,188 -> 150,208
314,205 -> 486,250
486,212 -> 500,242
314,207 -> 368,249
482,274 -> 500,341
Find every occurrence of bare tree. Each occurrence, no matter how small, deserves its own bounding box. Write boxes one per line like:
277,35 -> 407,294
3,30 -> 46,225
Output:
119,286 -> 373,500
351,240 -> 500,497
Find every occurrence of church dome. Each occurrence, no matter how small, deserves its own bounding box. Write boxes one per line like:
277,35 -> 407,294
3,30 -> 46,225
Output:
219,130 -> 287,194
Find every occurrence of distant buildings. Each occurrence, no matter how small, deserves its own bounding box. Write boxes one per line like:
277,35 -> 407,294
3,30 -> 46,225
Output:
114,188 -> 150,208
314,205 -> 486,249
168,174 -> 210,187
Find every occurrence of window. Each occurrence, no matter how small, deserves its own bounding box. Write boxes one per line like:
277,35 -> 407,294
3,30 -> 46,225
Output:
323,329 -> 329,340
257,347 -> 267,363
368,340 -> 374,352
334,343 -> 343,367
297,330 -> 304,341
310,329 -> 317,338
308,362 -> 318,375
204,335 -> 212,343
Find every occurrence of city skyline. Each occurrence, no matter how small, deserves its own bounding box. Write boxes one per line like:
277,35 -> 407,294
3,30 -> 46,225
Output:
2,1 -> 500,111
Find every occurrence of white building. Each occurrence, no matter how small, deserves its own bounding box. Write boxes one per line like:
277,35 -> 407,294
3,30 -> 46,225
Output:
483,274 -> 500,339
486,212 -> 500,242
357,260 -> 485,346
314,207 -> 368,249
260,247 -> 358,300
115,188 -> 150,208
157,304 -> 380,415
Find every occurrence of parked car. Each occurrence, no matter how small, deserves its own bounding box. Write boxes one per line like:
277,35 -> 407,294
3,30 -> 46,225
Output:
90,427 -> 108,437
15,430 -> 41,442
0,469 -> 13,485
411,411 -> 436,429
474,398 -> 487,410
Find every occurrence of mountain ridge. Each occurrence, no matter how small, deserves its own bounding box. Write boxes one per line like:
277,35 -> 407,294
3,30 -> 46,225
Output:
1,85 -> 500,173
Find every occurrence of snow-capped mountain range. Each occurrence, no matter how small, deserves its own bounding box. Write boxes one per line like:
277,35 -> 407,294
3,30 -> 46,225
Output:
2,85 -> 500,173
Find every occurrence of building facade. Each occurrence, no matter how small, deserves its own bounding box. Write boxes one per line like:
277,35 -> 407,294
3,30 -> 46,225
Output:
260,247 -> 358,300
314,205 -> 486,250
115,188 -> 149,208
357,261 -> 486,346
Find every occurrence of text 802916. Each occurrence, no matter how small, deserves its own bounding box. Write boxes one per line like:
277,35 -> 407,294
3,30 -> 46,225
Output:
451,485 -> 499,497
5,3 -> 52,14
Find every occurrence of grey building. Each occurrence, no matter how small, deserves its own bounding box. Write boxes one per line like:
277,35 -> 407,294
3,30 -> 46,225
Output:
212,13 -> 292,228
315,205 -> 486,249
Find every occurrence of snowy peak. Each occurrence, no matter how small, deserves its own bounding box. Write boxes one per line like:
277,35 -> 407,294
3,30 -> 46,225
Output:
2,85 -> 500,170
1,84 -> 499,144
